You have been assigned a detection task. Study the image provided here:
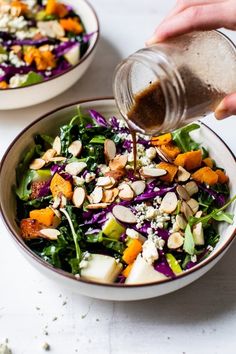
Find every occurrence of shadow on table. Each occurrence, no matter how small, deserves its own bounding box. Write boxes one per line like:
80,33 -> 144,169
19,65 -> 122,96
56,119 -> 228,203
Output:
117,242 -> 236,324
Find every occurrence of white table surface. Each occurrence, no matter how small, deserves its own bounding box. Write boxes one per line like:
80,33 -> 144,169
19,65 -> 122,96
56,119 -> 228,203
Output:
1,1 -> 236,353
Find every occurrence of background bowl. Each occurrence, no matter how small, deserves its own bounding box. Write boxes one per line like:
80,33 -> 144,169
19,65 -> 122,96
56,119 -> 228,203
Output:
0,98 -> 236,301
0,0 -> 99,110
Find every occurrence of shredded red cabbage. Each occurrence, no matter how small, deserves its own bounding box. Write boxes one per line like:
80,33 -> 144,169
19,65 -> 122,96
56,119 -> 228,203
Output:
154,256 -> 175,278
89,109 -> 109,128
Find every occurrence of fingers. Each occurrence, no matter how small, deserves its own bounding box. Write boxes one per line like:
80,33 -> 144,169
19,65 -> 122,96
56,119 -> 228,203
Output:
167,0 -> 225,19
215,93 -> 236,119
146,2 -> 231,45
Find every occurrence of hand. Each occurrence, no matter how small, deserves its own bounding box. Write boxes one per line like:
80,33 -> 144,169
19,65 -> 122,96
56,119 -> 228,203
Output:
146,0 -> 236,119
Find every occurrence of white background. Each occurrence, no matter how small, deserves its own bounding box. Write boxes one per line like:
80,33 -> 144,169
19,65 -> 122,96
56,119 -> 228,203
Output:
1,1 -> 236,353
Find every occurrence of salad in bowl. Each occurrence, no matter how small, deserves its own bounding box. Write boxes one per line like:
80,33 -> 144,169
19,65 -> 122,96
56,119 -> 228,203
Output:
15,107 -> 236,285
0,0 -> 94,89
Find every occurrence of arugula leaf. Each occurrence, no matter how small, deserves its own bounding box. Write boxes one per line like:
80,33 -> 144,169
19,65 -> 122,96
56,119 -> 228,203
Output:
60,207 -> 82,273
211,211 -> 234,224
89,135 -> 106,144
172,123 -> 200,152
182,254 -> 191,269
102,237 -> 126,255
204,227 -> 220,248
183,224 -> 195,255
202,147 -> 209,159
189,195 -> 236,227
21,72 -> 44,87
86,232 -> 103,243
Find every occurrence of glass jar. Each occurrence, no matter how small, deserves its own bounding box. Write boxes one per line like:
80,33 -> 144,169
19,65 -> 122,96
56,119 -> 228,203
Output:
113,30 -> 236,135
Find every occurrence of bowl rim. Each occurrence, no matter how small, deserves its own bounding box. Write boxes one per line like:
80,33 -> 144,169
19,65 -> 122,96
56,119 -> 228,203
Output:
0,0 -> 100,92
0,97 -> 236,289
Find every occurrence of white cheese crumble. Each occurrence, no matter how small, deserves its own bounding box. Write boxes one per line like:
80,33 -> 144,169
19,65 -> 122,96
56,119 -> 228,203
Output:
0,68 -> 5,77
9,51 -> 25,67
73,176 -> 85,186
191,255 -> 197,263
142,238 -> 159,265
9,74 -> 27,88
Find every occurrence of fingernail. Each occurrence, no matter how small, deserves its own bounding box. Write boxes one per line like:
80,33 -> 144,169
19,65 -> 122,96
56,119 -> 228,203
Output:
145,36 -> 157,46
215,101 -> 230,120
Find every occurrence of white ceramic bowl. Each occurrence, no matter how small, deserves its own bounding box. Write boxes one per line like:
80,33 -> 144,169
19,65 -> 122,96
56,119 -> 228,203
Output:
0,0 -> 99,110
0,98 -> 236,301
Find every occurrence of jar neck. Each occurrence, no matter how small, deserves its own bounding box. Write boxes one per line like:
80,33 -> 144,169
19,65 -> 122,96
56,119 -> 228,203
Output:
113,47 -> 187,135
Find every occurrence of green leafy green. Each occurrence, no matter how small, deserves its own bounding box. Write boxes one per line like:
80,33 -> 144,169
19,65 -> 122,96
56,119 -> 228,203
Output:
15,146 -> 38,200
89,135 -> 106,144
183,224 -> 195,255
190,195 -> 236,227
21,72 -> 44,87
201,147 -> 209,159
172,123 -> 200,152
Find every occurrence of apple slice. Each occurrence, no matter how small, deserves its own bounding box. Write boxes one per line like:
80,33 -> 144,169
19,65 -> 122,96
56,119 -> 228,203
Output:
64,44 -> 80,66
102,213 -> 125,240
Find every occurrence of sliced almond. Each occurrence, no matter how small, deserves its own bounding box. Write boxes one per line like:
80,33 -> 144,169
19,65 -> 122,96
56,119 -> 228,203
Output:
112,205 -> 137,224
167,232 -> 184,249
187,198 -> 199,214
52,136 -> 61,155
96,176 -> 112,187
119,184 -> 134,201
181,201 -> 193,220
140,167 -> 167,178
86,203 -> 109,209
72,187 -> 86,208
65,162 -> 87,176
195,210 -> 203,218
155,147 -> 173,163
109,154 -> 128,170
89,186 -> 103,204
29,158 -> 45,170
105,169 -> 125,181
104,139 -> 116,162
41,148 -> 57,163
131,180 -> 146,196
185,181 -> 199,196
160,192 -> 178,214
193,222 -> 204,245
49,156 -> 66,162
102,188 -> 119,203
40,228 -> 60,240
175,214 -> 187,230
177,166 -> 191,182
68,140 -> 82,157
97,176 -> 116,189
176,185 -> 190,201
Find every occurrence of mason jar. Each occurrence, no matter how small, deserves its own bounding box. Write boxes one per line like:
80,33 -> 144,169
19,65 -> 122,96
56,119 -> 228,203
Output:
113,30 -> 236,135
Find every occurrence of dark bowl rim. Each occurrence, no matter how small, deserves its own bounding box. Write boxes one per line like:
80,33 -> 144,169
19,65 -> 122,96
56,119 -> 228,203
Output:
0,97 -> 236,289
0,0 -> 100,92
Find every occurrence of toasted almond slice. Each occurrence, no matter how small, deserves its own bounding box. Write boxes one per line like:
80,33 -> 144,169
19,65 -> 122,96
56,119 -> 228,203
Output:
160,192 -> 178,214
104,139 -> 116,162
65,162 -> 87,176
176,185 -> 190,201
40,228 -> 60,240
41,148 -> 57,163
184,181 -> 199,196
177,166 -> 191,182
140,167 -> 167,178
181,201 -> 193,220
105,168 -> 125,181
52,136 -> 61,155
102,189 -> 113,203
96,176 -> 112,187
68,140 -> 82,157
109,154 -> 128,170
103,177 -> 116,189
187,198 -> 199,214
29,158 -> 46,170
155,147 -> 173,163
167,232 -> 184,249
119,184 -> 134,201
112,205 -> 137,224
131,180 -> 146,196
49,156 -> 66,162
72,187 -> 86,208
89,186 -> 103,204
86,203 -> 109,209
175,214 -> 187,230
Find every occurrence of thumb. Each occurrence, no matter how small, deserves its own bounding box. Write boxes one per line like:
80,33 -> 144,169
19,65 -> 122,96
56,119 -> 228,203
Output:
215,93 -> 236,120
